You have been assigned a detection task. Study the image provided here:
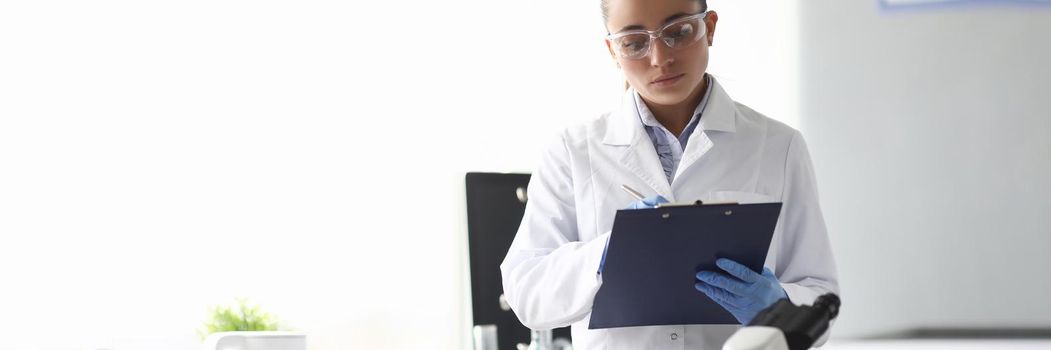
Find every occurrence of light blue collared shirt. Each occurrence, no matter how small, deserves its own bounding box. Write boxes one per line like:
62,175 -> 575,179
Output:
633,74 -> 714,184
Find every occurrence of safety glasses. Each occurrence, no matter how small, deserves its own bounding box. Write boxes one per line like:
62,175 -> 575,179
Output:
606,12 -> 710,60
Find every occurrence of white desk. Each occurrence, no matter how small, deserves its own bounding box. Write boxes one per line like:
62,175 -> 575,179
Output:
825,339 -> 1051,350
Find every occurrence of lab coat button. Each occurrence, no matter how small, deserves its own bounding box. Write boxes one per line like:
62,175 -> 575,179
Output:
670,333 -> 679,340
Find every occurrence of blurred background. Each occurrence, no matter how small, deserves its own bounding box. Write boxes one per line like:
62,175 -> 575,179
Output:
0,0 -> 1048,349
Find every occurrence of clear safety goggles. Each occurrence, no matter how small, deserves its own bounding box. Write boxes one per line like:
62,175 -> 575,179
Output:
606,11 -> 710,60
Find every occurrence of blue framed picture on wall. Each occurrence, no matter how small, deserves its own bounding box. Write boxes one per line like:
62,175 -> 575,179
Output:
880,0 -> 1051,10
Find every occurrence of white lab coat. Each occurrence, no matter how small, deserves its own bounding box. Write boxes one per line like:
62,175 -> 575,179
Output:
500,78 -> 840,350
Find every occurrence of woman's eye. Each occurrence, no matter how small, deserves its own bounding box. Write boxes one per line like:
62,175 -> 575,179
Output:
621,38 -> 646,51
668,24 -> 694,38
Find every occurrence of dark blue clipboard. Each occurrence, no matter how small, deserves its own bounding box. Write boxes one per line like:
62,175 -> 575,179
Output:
589,202 -> 782,329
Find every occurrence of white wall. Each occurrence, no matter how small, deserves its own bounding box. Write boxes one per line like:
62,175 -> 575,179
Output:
0,1 -> 797,349
798,0 -> 1051,338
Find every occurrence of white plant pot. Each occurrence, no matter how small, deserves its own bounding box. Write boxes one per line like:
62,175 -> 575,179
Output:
202,331 -> 306,350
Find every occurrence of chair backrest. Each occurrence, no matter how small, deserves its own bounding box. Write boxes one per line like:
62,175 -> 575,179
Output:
465,172 -> 571,350
201,332 -> 306,350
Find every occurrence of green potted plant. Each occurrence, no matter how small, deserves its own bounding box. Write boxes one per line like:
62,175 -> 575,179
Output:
199,299 -> 305,350
200,298 -> 280,336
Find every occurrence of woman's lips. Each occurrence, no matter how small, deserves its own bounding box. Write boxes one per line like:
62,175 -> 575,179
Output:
651,73 -> 685,87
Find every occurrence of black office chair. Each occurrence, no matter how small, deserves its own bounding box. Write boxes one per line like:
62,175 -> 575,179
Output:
465,172 -> 571,349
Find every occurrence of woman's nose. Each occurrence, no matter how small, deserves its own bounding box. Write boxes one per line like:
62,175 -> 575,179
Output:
649,39 -> 674,67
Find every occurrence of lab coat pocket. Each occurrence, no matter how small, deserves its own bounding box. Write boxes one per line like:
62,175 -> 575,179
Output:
707,190 -> 778,204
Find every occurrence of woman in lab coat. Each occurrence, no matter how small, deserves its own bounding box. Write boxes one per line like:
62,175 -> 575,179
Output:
500,0 -> 839,349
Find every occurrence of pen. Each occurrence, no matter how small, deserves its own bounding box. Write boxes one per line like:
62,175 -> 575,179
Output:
620,184 -> 646,201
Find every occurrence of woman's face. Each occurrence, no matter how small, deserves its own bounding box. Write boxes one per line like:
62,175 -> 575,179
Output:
604,0 -> 717,107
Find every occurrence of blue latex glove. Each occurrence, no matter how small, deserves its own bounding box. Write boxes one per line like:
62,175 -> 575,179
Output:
624,195 -> 669,210
694,258 -> 788,325
598,195 -> 669,274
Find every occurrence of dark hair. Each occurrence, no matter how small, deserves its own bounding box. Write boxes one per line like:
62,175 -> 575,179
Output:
601,0 -> 708,24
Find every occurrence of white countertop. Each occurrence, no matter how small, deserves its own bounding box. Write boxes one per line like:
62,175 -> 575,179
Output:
824,339 -> 1051,350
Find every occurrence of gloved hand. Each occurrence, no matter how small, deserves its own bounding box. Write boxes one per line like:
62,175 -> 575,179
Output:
598,195 -> 670,274
624,195 -> 669,209
694,258 -> 788,325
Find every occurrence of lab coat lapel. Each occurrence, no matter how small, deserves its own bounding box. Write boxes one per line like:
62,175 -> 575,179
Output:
673,79 -> 738,183
602,88 -> 674,201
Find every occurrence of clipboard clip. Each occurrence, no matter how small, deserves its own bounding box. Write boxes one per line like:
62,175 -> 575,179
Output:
656,200 -> 738,208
